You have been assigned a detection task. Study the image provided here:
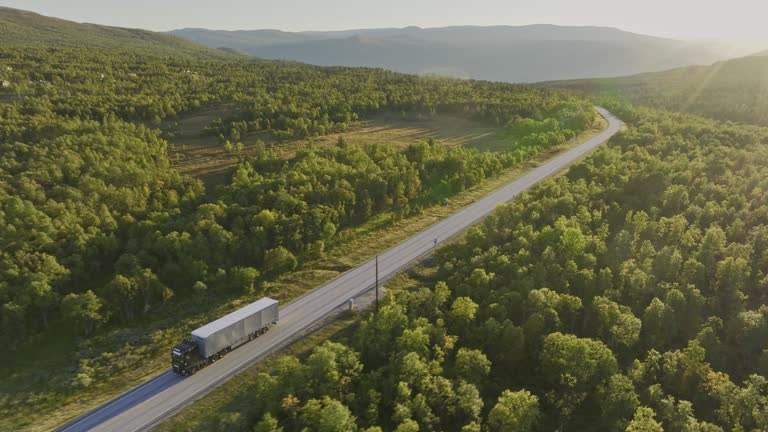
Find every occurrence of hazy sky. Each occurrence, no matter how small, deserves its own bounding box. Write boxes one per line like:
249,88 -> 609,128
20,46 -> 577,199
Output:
4,0 -> 768,41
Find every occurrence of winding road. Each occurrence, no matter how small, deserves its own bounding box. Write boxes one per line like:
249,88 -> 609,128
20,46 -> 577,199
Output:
55,107 -> 622,432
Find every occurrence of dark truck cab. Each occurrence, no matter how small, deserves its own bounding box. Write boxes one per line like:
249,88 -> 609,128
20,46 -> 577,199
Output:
171,339 -> 202,375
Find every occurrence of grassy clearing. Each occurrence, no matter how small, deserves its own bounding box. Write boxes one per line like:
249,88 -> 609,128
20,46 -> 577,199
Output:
165,110 -> 505,187
3,111 -> 607,432
0,92 -> 18,104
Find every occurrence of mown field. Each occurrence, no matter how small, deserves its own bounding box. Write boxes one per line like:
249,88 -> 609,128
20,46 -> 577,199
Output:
165,109 -> 512,186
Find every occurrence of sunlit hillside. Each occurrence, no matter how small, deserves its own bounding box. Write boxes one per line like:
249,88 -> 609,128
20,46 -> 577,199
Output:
0,6 -> 230,58
546,54 -> 768,126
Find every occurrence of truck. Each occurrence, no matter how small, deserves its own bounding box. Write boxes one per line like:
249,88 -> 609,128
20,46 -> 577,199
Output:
171,297 -> 279,376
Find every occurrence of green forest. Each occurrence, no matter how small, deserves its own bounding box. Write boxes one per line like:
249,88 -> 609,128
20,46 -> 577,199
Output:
0,22 -> 597,428
181,103 -> 768,431
0,44 -> 592,349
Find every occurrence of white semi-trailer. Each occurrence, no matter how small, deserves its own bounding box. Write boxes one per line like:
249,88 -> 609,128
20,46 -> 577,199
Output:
171,297 -> 279,375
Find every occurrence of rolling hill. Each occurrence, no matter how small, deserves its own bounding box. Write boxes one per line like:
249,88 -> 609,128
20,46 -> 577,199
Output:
0,6 -> 229,58
545,54 -> 768,126
169,25 -> 747,82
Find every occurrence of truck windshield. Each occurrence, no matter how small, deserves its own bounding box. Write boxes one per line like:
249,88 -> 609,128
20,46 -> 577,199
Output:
172,348 -> 186,364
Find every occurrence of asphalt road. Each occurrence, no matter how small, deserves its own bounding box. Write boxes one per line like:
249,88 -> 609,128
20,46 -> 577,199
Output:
55,107 -> 622,432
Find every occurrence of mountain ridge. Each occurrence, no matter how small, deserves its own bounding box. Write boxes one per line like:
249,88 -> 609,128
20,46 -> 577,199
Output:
169,24 -> 747,82
172,23 -> 672,44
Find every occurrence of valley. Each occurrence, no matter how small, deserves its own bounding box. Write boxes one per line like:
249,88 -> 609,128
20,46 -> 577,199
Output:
170,25 -> 749,83
1,3 -> 768,432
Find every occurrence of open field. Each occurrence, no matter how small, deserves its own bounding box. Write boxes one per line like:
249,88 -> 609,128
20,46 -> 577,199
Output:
2,111 -> 607,432
0,93 -> 16,103
166,110 -> 506,186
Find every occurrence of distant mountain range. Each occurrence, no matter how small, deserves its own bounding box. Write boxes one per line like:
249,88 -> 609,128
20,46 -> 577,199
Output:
169,25 -> 750,82
0,6 -> 228,58
0,6 -> 757,84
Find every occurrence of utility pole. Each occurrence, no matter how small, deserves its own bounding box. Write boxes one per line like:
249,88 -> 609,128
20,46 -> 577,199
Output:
375,254 -> 379,314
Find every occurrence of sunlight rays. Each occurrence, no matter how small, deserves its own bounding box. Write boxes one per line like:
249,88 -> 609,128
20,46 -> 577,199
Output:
681,59 -> 724,113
